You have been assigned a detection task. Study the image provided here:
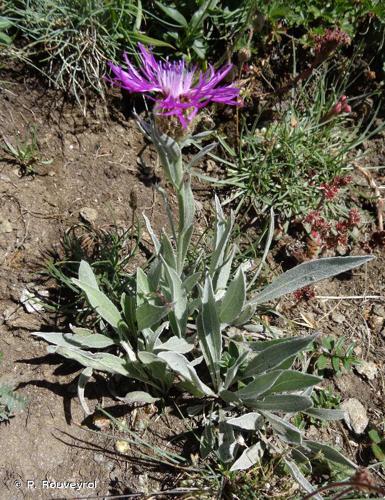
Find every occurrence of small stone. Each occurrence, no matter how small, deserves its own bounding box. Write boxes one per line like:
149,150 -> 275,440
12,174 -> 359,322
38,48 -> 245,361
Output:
0,219 -> 13,234
368,314 -> 383,333
356,360 -> 378,380
331,312 -> 345,324
372,305 -> 385,317
93,453 -> 105,464
341,398 -> 369,434
6,311 -> 41,331
80,207 -> 98,224
115,440 -> 130,454
93,415 -> 111,430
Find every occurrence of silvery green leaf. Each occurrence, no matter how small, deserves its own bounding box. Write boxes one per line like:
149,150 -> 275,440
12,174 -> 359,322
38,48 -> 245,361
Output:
70,333 -> 115,349
182,272 -> 201,293
218,421 -> 237,463
226,412 -> 263,431
32,331 -> 115,349
122,391 -> 159,404
158,351 -> 216,397
251,394 -> 313,412
230,442 -> 263,471
214,245 -> 235,296
154,336 -> 194,354
147,258 -> 162,291
136,302 -> 169,330
210,216 -> 234,275
200,424 -> 215,459
198,275 -> 222,387
78,261 -> 98,289
161,257 -> 187,319
282,458 -> 323,500
186,142 -> 217,171
136,268 -> 151,305
262,411 -> 303,445
71,326 -> 93,335
178,181 -> 195,230
78,367 -> 93,416
232,303 -> 256,326
121,293 -> 137,336
145,322 -> 168,351
304,408 -> 345,421
251,256 -> 373,306
303,440 -> 356,469
265,371 -> 322,394
143,214 -> 160,253
152,129 -> 183,187
177,224 -> 194,274
51,346 -> 129,376
71,278 -> 122,329
161,258 -> 188,337
220,267 -> 246,324
223,350 -> 248,390
243,334 -> 317,377
236,371 -> 283,401
160,231 -> 177,270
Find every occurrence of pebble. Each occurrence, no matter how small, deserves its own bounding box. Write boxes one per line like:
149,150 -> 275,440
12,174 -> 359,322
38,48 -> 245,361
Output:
115,440 -> 130,454
0,218 -> 13,233
331,312 -> 345,324
6,311 -> 41,331
79,207 -> 98,224
356,360 -> 378,380
372,305 -> 385,317
341,398 -> 369,434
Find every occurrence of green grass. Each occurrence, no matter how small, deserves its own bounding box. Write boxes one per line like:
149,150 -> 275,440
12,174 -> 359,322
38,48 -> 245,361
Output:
207,65 -> 384,222
2,0 -> 384,110
1,0 -> 169,109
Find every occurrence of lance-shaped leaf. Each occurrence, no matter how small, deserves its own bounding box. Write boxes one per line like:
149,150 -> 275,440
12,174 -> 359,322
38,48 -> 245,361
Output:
161,257 -> 188,337
236,370 -> 283,402
186,142 -> 217,171
283,458 -> 323,500
303,440 -> 356,469
154,336 -> 194,354
198,275 -> 222,387
265,370 -> 322,395
243,334 -> 317,378
226,412 -> 264,431
250,394 -> 313,412
220,267 -> 246,324
304,407 -> 345,421
158,351 -> 216,397
48,345 -> 129,376
250,255 -> 374,306
78,260 -> 98,289
136,302 -> 170,330
160,231 -> 177,270
72,278 -> 122,329
262,411 -> 303,445
230,442 -> 264,471
78,367 -> 93,416
32,331 -> 115,349
218,421 -> 237,464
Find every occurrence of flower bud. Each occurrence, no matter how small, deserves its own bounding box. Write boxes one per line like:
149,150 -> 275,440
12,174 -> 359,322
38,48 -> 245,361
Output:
238,47 -> 251,65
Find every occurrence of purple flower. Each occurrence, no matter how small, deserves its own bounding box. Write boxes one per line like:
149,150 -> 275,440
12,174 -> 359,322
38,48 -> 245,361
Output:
107,44 -> 241,128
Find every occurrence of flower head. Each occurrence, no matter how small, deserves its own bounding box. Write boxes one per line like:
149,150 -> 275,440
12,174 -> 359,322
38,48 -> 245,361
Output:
107,44 -> 241,128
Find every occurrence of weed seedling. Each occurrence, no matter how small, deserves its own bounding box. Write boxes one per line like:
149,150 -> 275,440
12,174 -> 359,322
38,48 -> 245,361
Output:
315,336 -> 359,375
1,126 -> 50,175
0,352 -> 27,422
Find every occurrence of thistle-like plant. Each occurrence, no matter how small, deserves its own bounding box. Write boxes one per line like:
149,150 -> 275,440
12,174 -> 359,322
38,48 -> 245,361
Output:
33,122 -> 372,497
